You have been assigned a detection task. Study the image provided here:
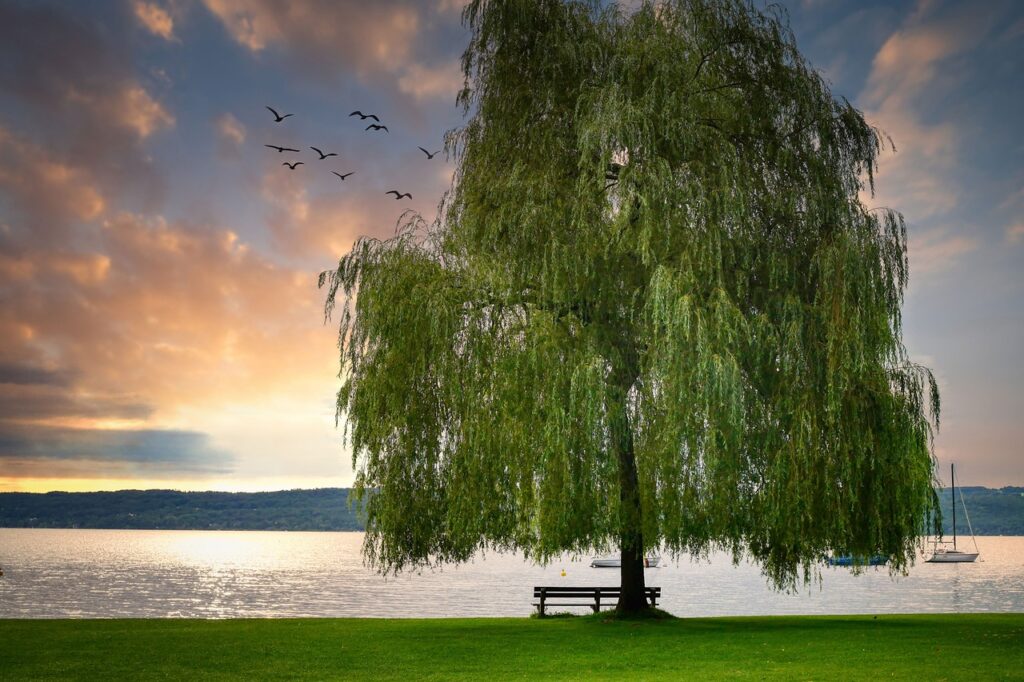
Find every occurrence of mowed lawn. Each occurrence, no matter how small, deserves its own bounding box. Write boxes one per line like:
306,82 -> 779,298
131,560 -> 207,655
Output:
2,614 -> 1022,680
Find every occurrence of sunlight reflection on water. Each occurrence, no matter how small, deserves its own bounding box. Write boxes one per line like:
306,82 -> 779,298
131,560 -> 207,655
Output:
0,529 -> 1021,618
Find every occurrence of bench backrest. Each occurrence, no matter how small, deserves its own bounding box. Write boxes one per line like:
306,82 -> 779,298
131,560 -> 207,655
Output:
534,586 -> 661,598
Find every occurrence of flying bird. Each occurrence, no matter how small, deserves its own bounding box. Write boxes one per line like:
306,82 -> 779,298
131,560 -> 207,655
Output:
332,171 -> 355,181
266,106 -> 294,122
386,190 -> 412,200
282,161 -> 304,170
366,124 -> 389,133
418,147 -> 442,159
265,144 -> 300,153
310,146 -> 338,160
349,111 -> 380,122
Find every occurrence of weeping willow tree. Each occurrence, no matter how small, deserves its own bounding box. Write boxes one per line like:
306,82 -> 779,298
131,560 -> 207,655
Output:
321,0 -> 940,613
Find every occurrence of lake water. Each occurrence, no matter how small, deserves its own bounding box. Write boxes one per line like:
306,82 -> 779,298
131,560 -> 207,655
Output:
0,529 -> 1021,618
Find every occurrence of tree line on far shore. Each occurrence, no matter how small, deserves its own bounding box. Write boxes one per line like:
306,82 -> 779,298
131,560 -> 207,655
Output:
0,489 -> 362,531
0,486 -> 1021,535
934,486 -> 1024,536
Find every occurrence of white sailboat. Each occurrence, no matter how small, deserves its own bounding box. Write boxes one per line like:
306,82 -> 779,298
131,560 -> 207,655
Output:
590,554 -> 660,568
926,463 -> 979,563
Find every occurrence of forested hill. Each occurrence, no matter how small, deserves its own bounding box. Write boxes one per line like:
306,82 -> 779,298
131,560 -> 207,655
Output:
0,489 -> 362,531
936,487 -> 1024,536
1,487 -> 1022,534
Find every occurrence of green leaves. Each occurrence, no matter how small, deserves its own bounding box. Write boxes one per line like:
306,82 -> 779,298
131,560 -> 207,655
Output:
322,0 -> 939,589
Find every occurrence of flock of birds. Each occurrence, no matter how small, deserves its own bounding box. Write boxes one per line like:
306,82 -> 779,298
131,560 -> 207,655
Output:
263,106 -> 442,201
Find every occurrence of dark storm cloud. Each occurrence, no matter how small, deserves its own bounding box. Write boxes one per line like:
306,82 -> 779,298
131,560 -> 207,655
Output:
0,362 -> 75,387
0,422 -> 232,472
0,386 -> 153,422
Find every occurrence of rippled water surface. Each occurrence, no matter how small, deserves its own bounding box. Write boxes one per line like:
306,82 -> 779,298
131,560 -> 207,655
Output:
0,529 -> 1021,618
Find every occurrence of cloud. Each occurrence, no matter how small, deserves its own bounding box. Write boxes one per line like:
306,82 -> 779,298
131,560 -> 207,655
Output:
0,203 -> 338,480
860,1 -> 1003,226
999,186 -> 1024,213
0,126 -> 107,232
907,227 -> 978,275
0,4 -> 173,139
999,187 -> 1024,244
201,0 -> 462,100
203,0 -> 418,70
258,146 -> 454,259
132,1 -> 176,41
66,85 -> 175,140
0,385 -> 152,422
48,253 -> 113,285
261,169 -> 366,259
202,0 -> 282,51
436,0 -> 468,13
0,3 -> 120,107
0,3 -> 344,486
397,60 -> 463,102
1003,15 -> 1024,42
0,3 -> 169,208
866,17 -> 965,101
798,6 -> 898,86
216,112 -> 247,150
0,363 -> 75,387
0,209 -> 334,416
0,425 -> 231,473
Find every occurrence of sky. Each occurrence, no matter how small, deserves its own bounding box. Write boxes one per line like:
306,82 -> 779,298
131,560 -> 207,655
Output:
0,0 -> 1020,493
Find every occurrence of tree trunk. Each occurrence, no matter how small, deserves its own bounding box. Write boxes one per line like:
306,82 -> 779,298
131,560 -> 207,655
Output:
610,380 -> 647,613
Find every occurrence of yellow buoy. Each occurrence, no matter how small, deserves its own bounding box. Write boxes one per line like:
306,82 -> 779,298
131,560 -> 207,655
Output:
560,568 -> 566,577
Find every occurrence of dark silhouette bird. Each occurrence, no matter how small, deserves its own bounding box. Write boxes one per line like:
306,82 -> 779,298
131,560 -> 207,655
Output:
349,111 -> 380,122
282,161 -> 304,170
265,144 -> 300,153
310,146 -> 338,160
332,171 -> 355,181
418,147 -> 442,159
386,190 -> 412,200
266,106 -> 294,122
366,124 -> 389,133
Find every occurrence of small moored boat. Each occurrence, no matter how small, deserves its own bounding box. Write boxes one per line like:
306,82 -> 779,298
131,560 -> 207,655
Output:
826,555 -> 888,567
590,554 -> 660,568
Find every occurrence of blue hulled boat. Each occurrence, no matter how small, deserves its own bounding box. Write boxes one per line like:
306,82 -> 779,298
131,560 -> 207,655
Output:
826,555 -> 888,567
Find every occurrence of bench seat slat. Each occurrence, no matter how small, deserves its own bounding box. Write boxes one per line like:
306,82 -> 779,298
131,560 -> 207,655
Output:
532,587 -> 661,592
532,586 -> 662,589
532,585 -> 659,593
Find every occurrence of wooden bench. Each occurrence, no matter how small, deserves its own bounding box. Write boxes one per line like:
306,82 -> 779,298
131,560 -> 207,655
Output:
533,586 -> 661,615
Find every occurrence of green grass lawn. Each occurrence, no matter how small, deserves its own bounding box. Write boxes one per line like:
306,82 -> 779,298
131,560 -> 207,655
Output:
1,613 -> 1022,680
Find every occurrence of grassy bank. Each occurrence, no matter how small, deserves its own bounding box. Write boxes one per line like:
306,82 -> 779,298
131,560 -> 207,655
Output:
1,614 -> 1022,680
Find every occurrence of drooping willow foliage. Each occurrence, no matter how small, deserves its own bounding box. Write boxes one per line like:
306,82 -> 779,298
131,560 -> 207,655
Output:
321,0 -> 940,591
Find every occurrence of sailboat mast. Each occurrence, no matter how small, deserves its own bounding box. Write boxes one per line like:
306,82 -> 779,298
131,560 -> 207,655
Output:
951,463 -> 957,551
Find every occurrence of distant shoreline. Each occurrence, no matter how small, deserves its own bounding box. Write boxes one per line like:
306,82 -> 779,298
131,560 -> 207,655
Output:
0,526 -> 365,532
2,528 -> 1022,540
0,488 -> 364,532
1,486 -> 1022,534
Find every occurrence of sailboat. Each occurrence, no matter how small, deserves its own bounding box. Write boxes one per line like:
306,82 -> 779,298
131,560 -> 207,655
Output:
925,463 -> 979,563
